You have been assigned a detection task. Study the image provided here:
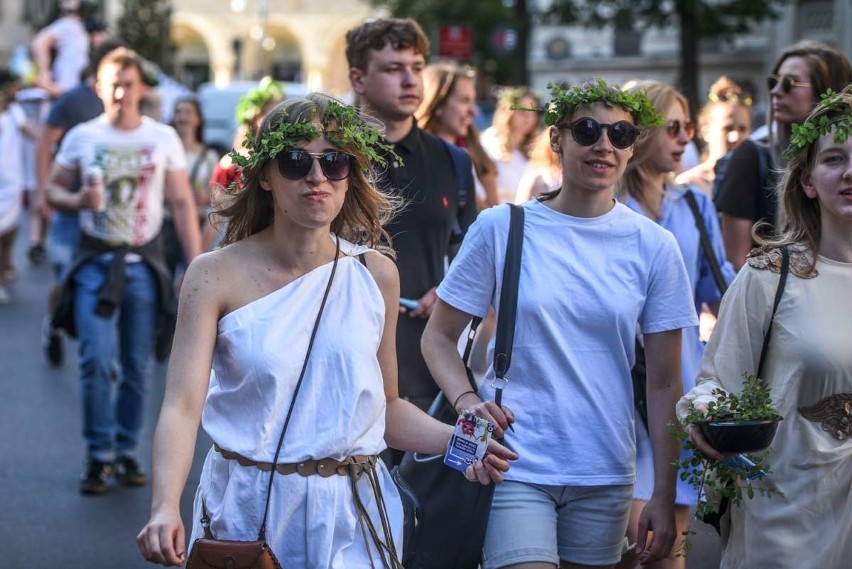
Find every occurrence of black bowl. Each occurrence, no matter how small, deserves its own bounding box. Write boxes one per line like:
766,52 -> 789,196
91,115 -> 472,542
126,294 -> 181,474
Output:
700,418 -> 782,454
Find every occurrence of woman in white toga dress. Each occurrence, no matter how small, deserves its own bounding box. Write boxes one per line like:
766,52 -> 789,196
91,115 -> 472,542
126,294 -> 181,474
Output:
678,87 -> 852,569
137,94 -> 516,568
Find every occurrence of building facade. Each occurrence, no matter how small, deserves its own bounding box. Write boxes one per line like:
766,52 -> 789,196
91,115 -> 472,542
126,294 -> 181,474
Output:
1,0 -> 380,94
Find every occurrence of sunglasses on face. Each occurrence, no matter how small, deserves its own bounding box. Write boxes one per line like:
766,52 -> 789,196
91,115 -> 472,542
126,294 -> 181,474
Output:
767,74 -> 812,94
275,150 -> 354,181
558,117 -> 640,149
665,119 -> 695,140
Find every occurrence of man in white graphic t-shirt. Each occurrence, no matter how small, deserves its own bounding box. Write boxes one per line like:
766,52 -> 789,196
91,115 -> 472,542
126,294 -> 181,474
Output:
46,47 -> 201,495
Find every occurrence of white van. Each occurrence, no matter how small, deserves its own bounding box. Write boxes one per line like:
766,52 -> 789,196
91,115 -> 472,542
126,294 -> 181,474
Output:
198,80 -> 310,154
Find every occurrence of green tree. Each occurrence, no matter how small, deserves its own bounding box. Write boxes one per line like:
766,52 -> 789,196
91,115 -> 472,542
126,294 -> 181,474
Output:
372,0 -> 789,115
542,0 -> 791,117
116,0 -> 175,75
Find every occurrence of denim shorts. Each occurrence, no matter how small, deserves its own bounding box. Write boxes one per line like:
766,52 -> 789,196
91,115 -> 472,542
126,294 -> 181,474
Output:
482,480 -> 633,568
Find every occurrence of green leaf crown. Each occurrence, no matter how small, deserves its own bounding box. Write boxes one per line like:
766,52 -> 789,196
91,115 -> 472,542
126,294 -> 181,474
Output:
234,78 -> 284,125
784,87 -> 852,161
230,98 -> 398,177
514,79 -> 664,129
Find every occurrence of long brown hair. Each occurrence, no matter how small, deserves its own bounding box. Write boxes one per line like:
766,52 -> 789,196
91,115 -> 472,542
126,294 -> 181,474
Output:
417,62 -> 497,180
216,94 -> 400,253
766,40 -> 852,159
755,86 -> 852,275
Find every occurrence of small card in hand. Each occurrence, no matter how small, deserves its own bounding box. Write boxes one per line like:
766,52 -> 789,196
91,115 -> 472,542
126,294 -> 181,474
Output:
443,411 -> 494,473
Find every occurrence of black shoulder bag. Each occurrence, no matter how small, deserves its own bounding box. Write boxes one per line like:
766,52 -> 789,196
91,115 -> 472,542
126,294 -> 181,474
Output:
632,190 -> 730,429
392,203 -> 525,569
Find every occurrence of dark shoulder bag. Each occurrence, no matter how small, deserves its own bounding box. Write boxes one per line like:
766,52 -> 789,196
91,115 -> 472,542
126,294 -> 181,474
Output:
632,190 -> 730,429
187,241 -> 340,569
392,203 -> 524,569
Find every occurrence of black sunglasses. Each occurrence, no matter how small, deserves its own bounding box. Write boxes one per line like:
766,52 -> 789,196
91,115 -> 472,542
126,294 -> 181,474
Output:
665,119 -> 695,140
276,150 -> 354,181
767,74 -> 812,94
557,117 -> 640,149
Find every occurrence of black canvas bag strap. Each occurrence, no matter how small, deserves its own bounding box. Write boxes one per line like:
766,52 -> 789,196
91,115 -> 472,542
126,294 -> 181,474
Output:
682,189 -> 728,295
756,245 -> 788,379
491,204 -> 525,407
257,235 -> 341,539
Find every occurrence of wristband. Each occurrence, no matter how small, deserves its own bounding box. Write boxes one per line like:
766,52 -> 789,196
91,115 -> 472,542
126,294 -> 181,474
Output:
452,390 -> 477,413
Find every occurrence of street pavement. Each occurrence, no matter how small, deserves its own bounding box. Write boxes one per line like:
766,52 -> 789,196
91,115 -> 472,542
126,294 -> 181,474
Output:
0,232 -> 722,568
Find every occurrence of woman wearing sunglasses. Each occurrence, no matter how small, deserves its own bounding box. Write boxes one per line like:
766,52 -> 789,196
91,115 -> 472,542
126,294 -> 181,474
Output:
422,80 -> 699,569
715,40 -> 851,271
680,86 -> 852,569
675,76 -> 753,197
615,80 -> 736,569
137,94 -> 516,567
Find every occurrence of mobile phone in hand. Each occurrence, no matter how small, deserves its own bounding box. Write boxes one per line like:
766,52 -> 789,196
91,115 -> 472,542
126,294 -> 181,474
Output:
399,297 -> 419,310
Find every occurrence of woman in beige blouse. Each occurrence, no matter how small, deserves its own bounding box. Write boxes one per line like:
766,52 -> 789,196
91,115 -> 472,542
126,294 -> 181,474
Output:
678,86 -> 852,569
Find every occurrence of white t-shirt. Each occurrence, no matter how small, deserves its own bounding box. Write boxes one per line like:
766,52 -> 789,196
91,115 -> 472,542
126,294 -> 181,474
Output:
437,200 -> 698,485
0,103 -> 26,233
56,115 -> 186,246
43,16 -> 89,92
481,127 -> 530,203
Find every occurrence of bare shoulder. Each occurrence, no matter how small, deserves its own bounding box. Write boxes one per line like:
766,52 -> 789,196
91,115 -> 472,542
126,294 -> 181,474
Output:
361,250 -> 400,297
180,245 -> 248,313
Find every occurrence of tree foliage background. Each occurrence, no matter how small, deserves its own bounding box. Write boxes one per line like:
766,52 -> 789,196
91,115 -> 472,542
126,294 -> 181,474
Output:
116,0 -> 175,75
370,0 -> 790,115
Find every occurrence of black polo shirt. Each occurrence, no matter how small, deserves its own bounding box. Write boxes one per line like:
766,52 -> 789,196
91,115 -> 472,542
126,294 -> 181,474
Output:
377,120 -> 477,398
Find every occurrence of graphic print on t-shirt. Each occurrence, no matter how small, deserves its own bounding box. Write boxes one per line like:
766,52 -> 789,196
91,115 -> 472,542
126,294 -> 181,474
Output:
85,143 -> 157,245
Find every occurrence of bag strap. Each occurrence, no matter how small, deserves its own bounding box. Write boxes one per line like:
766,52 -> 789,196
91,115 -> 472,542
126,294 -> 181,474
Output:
756,245 -> 788,379
491,204 -> 525,407
188,146 -> 209,188
682,189 -> 728,296
256,235 -> 341,539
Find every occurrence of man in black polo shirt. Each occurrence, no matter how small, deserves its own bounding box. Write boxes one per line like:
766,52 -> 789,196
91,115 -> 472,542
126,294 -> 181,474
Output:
346,18 -> 477,423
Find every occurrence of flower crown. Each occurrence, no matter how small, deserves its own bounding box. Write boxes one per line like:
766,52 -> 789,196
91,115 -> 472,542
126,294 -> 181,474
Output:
514,80 -> 664,128
784,87 -> 852,160
235,78 -> 284,125
230,99 -> 398,177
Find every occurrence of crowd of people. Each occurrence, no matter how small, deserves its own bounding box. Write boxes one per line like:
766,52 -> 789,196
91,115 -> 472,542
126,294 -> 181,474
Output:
1,4 -> 850,569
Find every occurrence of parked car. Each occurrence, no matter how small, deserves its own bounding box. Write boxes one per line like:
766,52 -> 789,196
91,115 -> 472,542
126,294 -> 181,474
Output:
198,80 -> 310,154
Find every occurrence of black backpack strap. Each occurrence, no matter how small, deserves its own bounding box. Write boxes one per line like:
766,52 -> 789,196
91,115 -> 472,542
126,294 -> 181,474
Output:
491,204 -> 525,407
683,189 -> 728,295
441,138 -> 469,209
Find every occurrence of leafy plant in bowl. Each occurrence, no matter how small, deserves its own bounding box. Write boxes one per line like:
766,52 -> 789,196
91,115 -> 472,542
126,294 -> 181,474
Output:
674,374 -> 784,524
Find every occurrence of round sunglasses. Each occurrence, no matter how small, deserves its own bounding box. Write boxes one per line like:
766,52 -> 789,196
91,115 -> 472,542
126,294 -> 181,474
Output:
276,149 -> 354,181
557,117 -> 640,149
665,119 -> 695,140
767,74 -> 812,94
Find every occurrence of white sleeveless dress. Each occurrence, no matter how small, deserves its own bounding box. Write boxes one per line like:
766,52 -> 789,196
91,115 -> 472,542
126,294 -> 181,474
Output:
189,237 -> 403,568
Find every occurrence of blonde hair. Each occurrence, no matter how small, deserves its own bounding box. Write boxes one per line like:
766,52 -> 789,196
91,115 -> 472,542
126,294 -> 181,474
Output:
490,86 -> 538,161
216,94 -> 400,253
618,80 -> 689,202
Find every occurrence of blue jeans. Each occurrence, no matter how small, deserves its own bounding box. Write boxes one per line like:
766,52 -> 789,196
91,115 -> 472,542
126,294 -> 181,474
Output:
74,256 -> 157,461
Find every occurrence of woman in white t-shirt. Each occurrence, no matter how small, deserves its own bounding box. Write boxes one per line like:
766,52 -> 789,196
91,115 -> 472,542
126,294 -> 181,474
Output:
423,80 -> 698,569
481,87 -> 539,203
